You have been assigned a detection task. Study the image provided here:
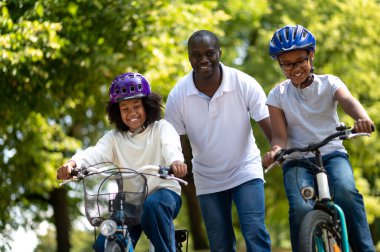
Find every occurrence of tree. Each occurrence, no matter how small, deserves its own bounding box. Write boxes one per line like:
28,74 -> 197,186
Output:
0,0 -> 227,251
1,0 -> 380,251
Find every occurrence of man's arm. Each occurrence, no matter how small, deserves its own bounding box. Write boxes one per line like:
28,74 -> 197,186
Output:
257,117 -> 272,144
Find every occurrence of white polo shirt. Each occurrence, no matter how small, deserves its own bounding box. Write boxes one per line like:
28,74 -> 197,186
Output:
165,63 -> 269,195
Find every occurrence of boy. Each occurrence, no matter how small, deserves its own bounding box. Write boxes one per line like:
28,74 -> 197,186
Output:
263,25 -> 375,251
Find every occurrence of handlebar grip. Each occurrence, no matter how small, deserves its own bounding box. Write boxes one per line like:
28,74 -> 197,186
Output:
351,124 -> 375,134
159,166 -> 173,175
273,149 -> 286,161
70,168 -> 79,177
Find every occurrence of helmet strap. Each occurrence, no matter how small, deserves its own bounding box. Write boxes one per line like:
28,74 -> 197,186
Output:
130,125 -> 146,137
299,74 -> 314,89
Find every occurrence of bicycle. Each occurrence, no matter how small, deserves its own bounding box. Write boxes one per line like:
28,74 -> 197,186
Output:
60,162 -> 189,252
265,124 -> 373,252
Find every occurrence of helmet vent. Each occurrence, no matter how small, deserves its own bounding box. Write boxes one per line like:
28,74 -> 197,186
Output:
284,27 -> 289,41
122,87 -> 127,93
292,28 -> 297,40
129,86 -> 135,92
137,84 -> 142,91
302,30 -> 308,38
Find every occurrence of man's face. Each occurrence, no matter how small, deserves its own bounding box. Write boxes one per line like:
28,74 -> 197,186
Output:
188,35 -> 221,80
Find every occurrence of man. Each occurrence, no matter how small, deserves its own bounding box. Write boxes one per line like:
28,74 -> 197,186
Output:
165,30 -> 272,252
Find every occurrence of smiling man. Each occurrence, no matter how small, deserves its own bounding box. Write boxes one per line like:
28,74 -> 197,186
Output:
165,30 -> 272,252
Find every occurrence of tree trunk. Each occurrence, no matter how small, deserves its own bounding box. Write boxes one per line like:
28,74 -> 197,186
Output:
180,135 -> 209,250
50,187 -> 71,252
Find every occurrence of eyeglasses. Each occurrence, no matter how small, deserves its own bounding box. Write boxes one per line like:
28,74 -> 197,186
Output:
279,57 -> 309,71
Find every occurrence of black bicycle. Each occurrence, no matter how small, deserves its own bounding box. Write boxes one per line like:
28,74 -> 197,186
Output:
265,124 -> 373,252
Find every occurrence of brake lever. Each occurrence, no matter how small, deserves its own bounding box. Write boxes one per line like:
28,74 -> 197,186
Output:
158,166 -> 188,186
264,150 -> 286,174
264,161 -> 280,174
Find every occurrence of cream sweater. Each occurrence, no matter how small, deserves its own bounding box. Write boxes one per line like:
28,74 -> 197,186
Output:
72,119 -> 184,195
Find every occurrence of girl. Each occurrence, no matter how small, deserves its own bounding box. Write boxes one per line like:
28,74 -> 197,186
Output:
57,72 -> 187,252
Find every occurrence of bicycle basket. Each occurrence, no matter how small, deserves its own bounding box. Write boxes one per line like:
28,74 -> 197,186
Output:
81,163 -> 147,227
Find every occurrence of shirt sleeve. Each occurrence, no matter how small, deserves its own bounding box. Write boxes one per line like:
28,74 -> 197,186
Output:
165,89 -> 186,135
266,85 -> 281,109
330,76 -> 348,99
72,130 -> 115,168
243,77 -> 270,122
159,120 -> 184,166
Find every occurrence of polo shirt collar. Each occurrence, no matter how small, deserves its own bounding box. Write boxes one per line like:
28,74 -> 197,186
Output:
186,63 -> 235,96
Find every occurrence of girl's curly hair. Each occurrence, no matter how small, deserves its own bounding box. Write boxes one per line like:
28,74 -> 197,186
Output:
106,92 -> 163,132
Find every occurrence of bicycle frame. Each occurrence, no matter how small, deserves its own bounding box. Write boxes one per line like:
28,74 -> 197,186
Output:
312,150 -> 350,252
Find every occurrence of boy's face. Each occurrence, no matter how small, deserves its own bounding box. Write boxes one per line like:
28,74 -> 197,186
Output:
119,98 -> 146,132
278,49 -> 314,85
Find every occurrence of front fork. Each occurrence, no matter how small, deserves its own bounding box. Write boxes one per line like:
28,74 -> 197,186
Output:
314,202 -> 350,252
333,204 -> 349,252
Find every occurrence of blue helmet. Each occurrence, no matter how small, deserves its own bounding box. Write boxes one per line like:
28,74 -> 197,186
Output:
269,25 -> 316,59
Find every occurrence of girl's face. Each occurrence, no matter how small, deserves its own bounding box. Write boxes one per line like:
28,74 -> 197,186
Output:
119,98 -> 146,132
278,49 -> 314,86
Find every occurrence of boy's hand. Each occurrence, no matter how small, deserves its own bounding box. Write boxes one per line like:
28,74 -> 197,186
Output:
354,119 -> 375,133
170,161 -> 187,178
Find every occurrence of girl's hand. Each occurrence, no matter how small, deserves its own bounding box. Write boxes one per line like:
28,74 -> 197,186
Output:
170,161 -> 187,178
56,160 -> 76,180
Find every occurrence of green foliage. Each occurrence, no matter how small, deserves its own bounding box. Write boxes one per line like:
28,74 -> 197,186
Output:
1,0 -> 380,250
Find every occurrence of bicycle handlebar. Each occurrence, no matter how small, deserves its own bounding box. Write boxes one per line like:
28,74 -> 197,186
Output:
60,163 -> 188,186
265,125 -> 373,173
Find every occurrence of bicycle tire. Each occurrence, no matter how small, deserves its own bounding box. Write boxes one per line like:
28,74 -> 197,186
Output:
299,210 -> 343,252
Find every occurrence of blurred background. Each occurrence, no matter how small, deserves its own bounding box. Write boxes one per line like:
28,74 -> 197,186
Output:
1,0 -> 379,251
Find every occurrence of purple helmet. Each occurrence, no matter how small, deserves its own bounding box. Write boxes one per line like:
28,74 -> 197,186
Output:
109,72 -> 151,103
269,25 -> 316,59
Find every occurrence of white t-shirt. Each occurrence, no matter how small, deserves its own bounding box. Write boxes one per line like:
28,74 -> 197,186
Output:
165,63 -> 269,195
266,74 -> 347,159
71,119 -> 183,195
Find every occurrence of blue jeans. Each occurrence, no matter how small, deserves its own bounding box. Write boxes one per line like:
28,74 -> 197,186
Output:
283,151 -> 375,252
198,179 -> 271,252
93,189 -> 181,252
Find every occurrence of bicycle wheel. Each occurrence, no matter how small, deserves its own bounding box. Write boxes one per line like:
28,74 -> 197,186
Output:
299,210 -> 343,252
